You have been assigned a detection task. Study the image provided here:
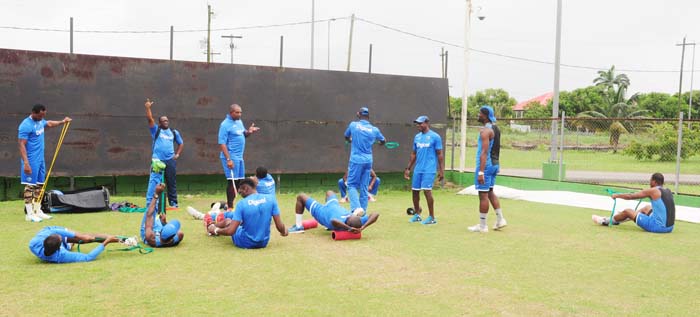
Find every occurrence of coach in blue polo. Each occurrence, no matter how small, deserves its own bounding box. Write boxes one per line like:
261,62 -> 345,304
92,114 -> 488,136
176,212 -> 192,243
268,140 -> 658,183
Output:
144,98 -> 184,210
344,106 -> 385,216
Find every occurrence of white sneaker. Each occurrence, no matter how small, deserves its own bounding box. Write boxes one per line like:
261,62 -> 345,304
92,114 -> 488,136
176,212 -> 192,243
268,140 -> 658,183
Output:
352,208 -> 365,217
25,207 -> 42,222
368,195 -> 377,202
493,218 -> 507,230
592,215 -> 607,225
35,209 -> 53,220
468,224 -> 488,233
210,202 -> 221,213
186,206 -> 205,220
339,197 -> 348,203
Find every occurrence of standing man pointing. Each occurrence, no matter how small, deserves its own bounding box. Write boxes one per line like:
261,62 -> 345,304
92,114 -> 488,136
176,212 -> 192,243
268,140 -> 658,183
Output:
219,104 -> 259,209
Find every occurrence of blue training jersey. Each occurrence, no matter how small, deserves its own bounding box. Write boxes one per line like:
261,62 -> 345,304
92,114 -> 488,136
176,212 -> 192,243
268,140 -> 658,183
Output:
18,116 -> 48,162
232,193 -> 280,243
413,129 -> 443,173
150,126 -> 183,160
256,174 -> 276,195
344,120 -> 385,164
650,186 -> 676,228
475,123 -> 495,169
313,201 -> 369,230
218,114 -> 246,161
28,226 -> 106,263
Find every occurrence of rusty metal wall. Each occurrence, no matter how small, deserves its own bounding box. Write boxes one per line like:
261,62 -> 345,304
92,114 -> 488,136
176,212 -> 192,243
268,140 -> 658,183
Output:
0,49 -> 448,176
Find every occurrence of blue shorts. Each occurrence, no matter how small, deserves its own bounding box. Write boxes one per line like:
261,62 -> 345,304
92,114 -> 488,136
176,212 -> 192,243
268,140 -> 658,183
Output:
474,165 -> 499,192
412,173 -> 436,191
20,159 -> 46,185
636,212 -> 673,233
221,158 -> 245,180
232,227 -> 268,249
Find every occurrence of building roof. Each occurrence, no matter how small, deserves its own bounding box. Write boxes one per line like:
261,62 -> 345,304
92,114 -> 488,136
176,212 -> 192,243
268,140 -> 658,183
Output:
513,92 -> 553,111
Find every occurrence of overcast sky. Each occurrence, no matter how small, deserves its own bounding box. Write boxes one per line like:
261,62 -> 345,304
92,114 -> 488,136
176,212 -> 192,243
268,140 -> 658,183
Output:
1,0 -> 698,101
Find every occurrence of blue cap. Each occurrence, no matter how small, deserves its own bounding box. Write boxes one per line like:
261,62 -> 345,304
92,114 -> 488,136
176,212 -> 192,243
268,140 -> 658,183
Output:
414,115 -> 429,123
480,105 -> 497,123
359,107 -> 369,116
160,219 -> 181,240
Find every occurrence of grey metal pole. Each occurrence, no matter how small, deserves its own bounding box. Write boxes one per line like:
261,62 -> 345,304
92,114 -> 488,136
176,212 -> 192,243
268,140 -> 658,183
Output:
207,5 -> 212,63
310,0 -> 315,69
280,36 -> 284,67
169,26 -> 174,60
368,44 -> 373,73
346,14 -> 355,71
550,0 -> 563,162
675,112 -> 684,193
677,37 -> 687,115
445,51 -> 449,79
70,17 -> 73,54
441,47 -> 445,78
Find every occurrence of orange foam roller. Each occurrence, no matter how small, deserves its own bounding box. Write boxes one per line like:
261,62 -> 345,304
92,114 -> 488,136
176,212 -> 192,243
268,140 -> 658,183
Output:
331,230 -> 361,240
302,219 -> 318,230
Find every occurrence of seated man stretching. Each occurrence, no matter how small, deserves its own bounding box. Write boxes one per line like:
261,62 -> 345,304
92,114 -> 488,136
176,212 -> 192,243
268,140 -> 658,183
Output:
29,226 -> 121,263
289,190 -> 379,233
206,178 -> 288,249
142,183 -> 184,247
592,172 -> 675,233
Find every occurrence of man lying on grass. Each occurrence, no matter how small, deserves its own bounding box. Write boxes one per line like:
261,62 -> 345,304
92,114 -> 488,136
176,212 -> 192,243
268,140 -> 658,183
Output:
592,172 -> 675,233
205,178 -> 288,249
288,190 -> 379,234
29,227 -> 122,263
142,183 -> 184,247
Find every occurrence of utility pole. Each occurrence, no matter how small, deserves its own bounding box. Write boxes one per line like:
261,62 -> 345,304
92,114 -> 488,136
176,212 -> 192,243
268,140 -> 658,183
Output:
280,35 -> 284,67
440,47 -> 446,78
222,35 -> 243,64
170,26 -> 174,60
207,5 -> 214,63
310,0 -> 315,69
459,1 -> 472,171
444,51 -> 449,79
550,0 -> 563,163
676,37 -> 691,115
346,14 -> 355,72
368,44 -> 373,73
69,17 -> 73,54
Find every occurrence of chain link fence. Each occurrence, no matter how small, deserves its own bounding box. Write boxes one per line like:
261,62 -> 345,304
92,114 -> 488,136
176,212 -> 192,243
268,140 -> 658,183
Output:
445,114 -> 700,195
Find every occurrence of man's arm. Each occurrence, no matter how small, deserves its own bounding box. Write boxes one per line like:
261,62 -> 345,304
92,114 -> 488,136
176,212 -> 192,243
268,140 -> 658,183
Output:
45,117 -> 71,128
331,219 -> 357,233
243,123 -> 260,137
404,151 -> 417,180
209,220 -> 241,236
272,215 -> 288,236
477,130 -> 491,184
368,170 -> 377,190
18,139 -> 31,174
360,213 -> 379,231
613,188 -> 658,201
174,131 -> 184,159
436,149 -> 445,181
144,184 -> 165,246
57,236 -> 119,263
145,98 -> 155,128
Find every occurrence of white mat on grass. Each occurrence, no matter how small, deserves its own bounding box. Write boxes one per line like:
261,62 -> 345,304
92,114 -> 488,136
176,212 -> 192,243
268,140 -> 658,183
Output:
457,185 -> 700,224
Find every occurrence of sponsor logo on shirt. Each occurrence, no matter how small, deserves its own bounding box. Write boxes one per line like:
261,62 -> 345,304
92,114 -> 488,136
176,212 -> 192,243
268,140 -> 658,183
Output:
247,197 -> 267,206
416,142 -> 431,148
35,127 -> 44,136
235,128 -> 245,136
355,125 -> 373,133
160,133 -> 174,140
262,181 -> 274,187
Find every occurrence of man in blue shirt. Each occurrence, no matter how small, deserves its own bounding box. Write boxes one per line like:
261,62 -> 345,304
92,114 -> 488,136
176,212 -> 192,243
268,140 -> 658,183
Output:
468,106 -> 507,233
592,173 -> 675,233
338,169 -> 381,202
253,166 -> 276,195
18,103 -> 71,222
344,107 -> 385,217
219,104 -> 260,209
288,190 -> 379,233
142,184 -> 184,247
206,178 -> 288,249
404,116 -> 444,225
144,98 -> 184,210
29,226 -> 121,263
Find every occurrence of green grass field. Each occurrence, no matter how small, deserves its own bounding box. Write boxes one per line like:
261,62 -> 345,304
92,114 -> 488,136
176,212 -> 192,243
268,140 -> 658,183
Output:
2,190 -> 699,316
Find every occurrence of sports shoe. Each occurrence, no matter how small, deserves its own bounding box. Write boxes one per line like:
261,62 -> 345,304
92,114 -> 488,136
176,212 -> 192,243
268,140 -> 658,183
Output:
409,214 -> 422,223
35,209 -> 53,220
24,206 -> 42,222
288,225 -> 305,234
352,208 -> 365,217
210,202 -> 221,212
421,216 -> 437,225
468,224 -> 488,233
186,206 -> 205,220
203,214 -> 214,235
368,195 -> 377,202
339,197 -> 348,203
493,218 -> 507,230
592,215 -> 609,226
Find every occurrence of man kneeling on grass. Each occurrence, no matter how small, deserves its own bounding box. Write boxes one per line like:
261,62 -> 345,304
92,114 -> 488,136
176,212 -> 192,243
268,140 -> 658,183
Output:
592,172 -> 675,233
205,178 -> 288,248
29,227 -> 122,263
142,183 -> 184,247
288,190 -> 379,234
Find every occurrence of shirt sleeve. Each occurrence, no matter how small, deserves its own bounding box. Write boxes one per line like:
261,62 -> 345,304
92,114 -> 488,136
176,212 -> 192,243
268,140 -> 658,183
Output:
271,198 -> 280,216
375,128 -> 386,142
413,136 -> 418,151
174,130 -> 184,145
57,244 -> 105,263
217,122 -> 227,145
232,202 -> 243,222
54,228 -> 76,239
434,133 -> 443,150
149,125 -> 157,138
18,122 -> 31,140
344,122 -> 353,138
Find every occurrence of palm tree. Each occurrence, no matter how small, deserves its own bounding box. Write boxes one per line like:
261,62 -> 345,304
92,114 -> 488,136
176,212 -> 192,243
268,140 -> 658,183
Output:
577,66 -> 649,153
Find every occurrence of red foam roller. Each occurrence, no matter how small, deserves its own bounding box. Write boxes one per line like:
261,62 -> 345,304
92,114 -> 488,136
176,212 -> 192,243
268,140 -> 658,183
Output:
331,230 -> 362,240
302,219 -> 318,230
216,212 -> 225,223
